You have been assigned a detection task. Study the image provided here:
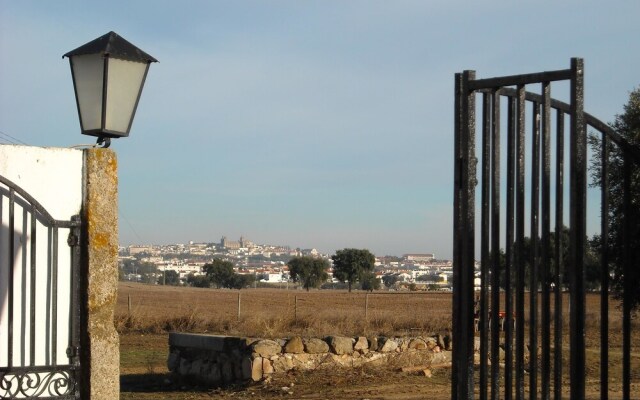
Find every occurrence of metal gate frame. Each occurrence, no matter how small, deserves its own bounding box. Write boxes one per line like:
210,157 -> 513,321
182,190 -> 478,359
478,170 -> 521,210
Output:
0,174 -> 82,399
453,58 -> 638,399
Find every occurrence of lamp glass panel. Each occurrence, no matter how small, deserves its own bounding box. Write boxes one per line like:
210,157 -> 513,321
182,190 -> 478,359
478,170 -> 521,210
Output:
104,58 -> 148,134
71,54 -> 104,131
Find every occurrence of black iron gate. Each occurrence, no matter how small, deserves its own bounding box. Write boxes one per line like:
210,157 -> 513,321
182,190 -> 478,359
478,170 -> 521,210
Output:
0,175 -> 82,399
453,58 -> 638,399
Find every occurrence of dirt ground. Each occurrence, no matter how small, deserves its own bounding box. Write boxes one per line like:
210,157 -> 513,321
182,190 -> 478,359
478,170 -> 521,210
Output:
119,333 -> 452,400
119,334 -> 640,400
117,284 -> 638,399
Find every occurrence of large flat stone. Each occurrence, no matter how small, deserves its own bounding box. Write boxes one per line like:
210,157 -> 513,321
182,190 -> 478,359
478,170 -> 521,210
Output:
169,333 -> 253,352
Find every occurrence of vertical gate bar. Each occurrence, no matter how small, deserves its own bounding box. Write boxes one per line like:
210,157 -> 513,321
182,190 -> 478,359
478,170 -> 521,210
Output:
452,72 -> 463,400
505,95 -> 516,400
69,216 -> 82,377
600,133 -> 609,400
622,157 -> 631,400
515,85 -> 526,400
553,110 -> 565,400
480,91 -> 491,400
51,226 -> 59,365
464,72 -> 477,400
490,89 -> 501,400
452,69 -> 476,400
45,226 -> 52,366
569,57 -> 586,400
8,188 -> 15,368
540,81 -> 552,400
530,100 -> 541,400
30,204 -> 37,367
20,209 -> 27,367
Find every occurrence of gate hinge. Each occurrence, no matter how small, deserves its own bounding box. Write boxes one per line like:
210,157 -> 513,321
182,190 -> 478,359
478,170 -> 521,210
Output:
66,345 -> 80,358
67,232 -> 79,247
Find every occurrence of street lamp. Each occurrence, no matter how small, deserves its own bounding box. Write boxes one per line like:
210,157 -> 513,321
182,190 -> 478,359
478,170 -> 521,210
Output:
63,31 -> 157,147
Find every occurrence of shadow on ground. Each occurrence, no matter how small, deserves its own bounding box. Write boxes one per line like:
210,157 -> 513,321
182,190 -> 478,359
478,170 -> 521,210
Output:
120,372 -> 250,395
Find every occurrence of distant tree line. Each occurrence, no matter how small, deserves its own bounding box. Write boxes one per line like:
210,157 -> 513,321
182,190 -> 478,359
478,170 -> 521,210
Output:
121,248 -> 388,292
191,259 -> 256,289
588,86 -> 640,310
286,248 -> 380,292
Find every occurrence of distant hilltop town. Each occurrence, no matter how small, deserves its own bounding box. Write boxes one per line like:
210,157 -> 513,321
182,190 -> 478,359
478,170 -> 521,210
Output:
119,236 -> 460,290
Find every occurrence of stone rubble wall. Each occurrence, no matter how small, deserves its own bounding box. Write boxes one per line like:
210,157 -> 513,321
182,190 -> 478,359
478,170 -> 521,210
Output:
168,332 -> 453,385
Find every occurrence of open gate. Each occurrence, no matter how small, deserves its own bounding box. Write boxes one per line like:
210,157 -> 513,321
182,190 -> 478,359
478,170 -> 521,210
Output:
0,175 -> 82,399
453,58 -> 638,399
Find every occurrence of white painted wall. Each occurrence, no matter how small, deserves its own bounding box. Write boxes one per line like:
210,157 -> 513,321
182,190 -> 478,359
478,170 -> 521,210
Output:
0,144 -> 83,369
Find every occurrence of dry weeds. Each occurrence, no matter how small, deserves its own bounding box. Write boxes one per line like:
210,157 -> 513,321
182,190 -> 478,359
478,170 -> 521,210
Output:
117,283 -> 639,399
116,282 -> 453,338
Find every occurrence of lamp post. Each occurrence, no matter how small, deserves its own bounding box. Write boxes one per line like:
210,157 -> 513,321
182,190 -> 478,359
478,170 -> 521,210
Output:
64,31 -> 157,147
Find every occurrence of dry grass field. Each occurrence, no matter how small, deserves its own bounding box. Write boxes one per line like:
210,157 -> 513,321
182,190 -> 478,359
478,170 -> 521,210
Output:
116,282 -> 453,338
117,282 -> 639,399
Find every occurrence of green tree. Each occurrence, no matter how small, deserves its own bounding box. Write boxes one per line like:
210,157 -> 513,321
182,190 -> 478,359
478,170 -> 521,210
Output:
137,262 -> 158,284
331,248 -> 375,292
121,260 -> 158,282
158,269 -> 181,286
287,256 -> 329,291
416,274 -> 442,282
186,273 -> 211,288
359,271 -> 380,292
589,87 -> 640,309
382,274 -> 400,288
203,259 -> 237,288
229,273 -> 255,289
490,227 -> 600,291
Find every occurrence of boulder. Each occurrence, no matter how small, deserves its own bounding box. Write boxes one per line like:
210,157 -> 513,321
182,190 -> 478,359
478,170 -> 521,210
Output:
425,336 -> 438,350
251,357 -> 263,381
167,352 -> 179,371
251,339 -> 282,357
443,334 -> 452,351
291,353 -> 317,369
189,359 -> 203,376
368,336 -> 379,351
408,338 -> 427,350
284,336 -> 305,354
241,357 -> 252,380
178,358 -> 190,376
379,338 -> 398,353
207,363 -> 221,384
328,336 -> 354,355
262,358 -> 274,374
233,360 -> 243,379
304,338 -> 330,354
354,337 -> 369,351
272,355 -> 295,372
436,334 -> 446,350
222,361 -> 234,382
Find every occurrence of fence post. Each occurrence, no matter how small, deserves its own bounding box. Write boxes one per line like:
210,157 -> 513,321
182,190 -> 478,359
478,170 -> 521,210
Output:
365,293 -> 369,320
127,295 -> 131,315
237,292 -> 241,320
294,295 -> 298,321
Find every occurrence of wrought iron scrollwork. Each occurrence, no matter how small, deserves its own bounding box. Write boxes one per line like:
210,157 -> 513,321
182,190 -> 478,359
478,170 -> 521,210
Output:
0,368 -> 76,398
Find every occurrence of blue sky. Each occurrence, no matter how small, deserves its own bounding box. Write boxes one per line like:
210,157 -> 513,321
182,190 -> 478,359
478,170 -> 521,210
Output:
1,1 -> 638,258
